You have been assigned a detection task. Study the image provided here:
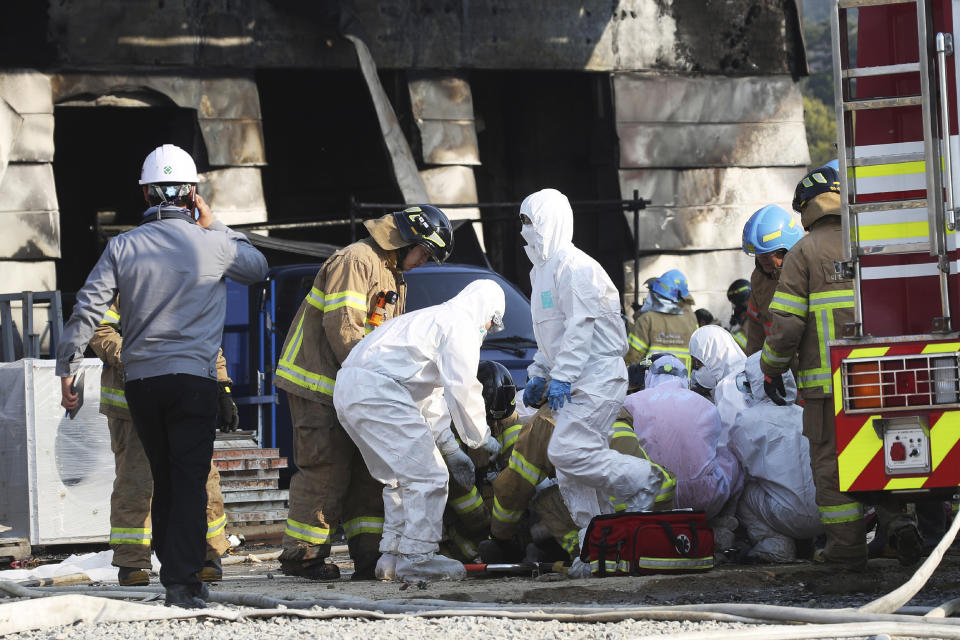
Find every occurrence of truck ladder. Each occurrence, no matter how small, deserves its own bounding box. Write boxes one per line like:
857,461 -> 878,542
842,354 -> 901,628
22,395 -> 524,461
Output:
830,0 -> 953,334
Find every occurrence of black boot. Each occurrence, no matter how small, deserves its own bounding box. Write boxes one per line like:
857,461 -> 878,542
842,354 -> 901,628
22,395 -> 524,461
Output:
281,557 -> 341,581
351,553 -> 380,581
165,584 -> 206,609
478,537 -> 524,564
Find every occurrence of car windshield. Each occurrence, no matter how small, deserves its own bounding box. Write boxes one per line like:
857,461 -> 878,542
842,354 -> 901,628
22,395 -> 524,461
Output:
405,270 -> 535,341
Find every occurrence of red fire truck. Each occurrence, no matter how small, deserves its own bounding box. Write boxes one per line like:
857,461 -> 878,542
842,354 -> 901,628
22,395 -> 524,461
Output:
829,0 -> 960,498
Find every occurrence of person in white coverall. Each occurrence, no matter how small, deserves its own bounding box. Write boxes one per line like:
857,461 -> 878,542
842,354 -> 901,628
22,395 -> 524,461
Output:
727,352 -> 822,562
688,325 -> 747,445
624,355 -> 742,522
519,188 -> 662,529
333,279 -> 505,582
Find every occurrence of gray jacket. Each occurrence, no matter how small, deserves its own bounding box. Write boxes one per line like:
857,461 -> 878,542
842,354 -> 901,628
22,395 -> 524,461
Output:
56,212 -> 267,381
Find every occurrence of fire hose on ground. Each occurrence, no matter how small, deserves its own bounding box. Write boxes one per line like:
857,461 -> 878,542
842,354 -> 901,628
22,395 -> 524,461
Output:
1,511 -> 959,638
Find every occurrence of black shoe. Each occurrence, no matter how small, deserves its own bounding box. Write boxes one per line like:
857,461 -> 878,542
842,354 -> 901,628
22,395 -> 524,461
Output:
198,558 -> 222,582
478,538 -> 523,564
893,524 -> 924,566
280,558 -> 341,581
165,584 -> 206,609
195,581 -> 210,601
351,554 -> 380,581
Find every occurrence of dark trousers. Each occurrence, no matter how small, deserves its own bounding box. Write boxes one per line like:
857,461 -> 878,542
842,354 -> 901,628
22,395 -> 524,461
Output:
126,374 -> 218,591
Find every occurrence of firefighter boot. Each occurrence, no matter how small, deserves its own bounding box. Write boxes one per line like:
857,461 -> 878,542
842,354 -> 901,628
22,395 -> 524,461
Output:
891,523 -> 924,566
478,537 -> 524,564
351,552 -> 380,581
280,557 -> 341,581
165,584 -> 206,609
198,558 -> 222,582
117,566 -> 150,586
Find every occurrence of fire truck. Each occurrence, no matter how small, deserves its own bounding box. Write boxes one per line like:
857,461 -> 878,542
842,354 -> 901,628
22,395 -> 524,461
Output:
828,0 -> 960,499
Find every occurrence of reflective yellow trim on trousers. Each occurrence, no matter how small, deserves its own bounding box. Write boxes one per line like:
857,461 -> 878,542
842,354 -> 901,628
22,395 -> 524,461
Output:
819,502 -> 863,525
343,516 -> 384,538
450,486 -> 484,515
508,450 -> 544,487
284,518 -> 332,545
561,530 -> 579,555
206,514 -> 227,539
110,527 -> 151,545
491,496 -> 523,523
448,526 -> 477,559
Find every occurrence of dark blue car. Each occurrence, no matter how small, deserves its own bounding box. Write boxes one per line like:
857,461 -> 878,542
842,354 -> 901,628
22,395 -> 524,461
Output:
224,262 -> 536,484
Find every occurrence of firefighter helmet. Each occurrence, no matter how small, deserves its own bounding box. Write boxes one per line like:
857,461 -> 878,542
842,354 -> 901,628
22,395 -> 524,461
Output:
477,360 -> 516,420
727,279 -> 751,308
648,269 -> 690,303
792,165 -> 840,213
392,205 -> 454,263
742,204 -> 803,256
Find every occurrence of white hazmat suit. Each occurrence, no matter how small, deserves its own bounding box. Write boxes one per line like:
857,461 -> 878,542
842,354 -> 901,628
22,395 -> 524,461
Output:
727,352 -> 822,562
624,355 -> 742,520
521,188 -> 661,527
689,325 -> 747,445
333,279 -> 505,580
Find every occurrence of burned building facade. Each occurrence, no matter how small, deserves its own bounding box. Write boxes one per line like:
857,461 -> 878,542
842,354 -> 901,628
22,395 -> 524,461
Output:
0,0 -> 809,320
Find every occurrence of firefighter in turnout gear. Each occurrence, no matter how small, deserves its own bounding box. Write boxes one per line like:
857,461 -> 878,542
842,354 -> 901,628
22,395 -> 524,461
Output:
625,270 -> 698,372
276,205 -> 453,581
742,204 -> 804,356
727,279 -> 751,351
440,361 -> 521,563
89,299 -> 232,586
760,166 -> 921,569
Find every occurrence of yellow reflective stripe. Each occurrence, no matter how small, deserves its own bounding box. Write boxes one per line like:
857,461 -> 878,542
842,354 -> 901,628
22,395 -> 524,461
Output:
491,496 -> 523,523
206,514 -> 227,539
635,556 -> 713,570
761,342 -> 793,368
343,516 -> 384,538
450,486 -> 484,515
819,502 -> 863,525
922,342 -> 960,354
762,229 -> 783,243
561,530 -> 579,555
628,333 -> 647,353
508,450 -> 544,487
834,368 -> 843,416
809,289 -> 855,309
498,424 -> 523,451
110,527 -> 151,545
284,518 -> 331,545
611,421 -> 636,440
100,308 -> 121,325
276,362 -> 336,396
837,415 -> 883,491
884,477 -> 928,490
448,527 -> 477,559
280,314 -> 305,363
653,463 -> 676,503
847,347 -> 891,359
858,221 -> 928,242
851,160 -> 925,178
323,290 -> 368,313
305,287 -> 326,311
931,412 -> 960,473
770,291 -> 808,317
101,385 -> 128,409
732,329 -> 747,349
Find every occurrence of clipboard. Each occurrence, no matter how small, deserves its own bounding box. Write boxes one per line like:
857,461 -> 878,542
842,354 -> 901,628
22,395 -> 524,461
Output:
67,371 -> 85,420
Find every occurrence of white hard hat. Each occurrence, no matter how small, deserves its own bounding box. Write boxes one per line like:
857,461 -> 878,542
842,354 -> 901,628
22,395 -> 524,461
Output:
139,144 -> 198,185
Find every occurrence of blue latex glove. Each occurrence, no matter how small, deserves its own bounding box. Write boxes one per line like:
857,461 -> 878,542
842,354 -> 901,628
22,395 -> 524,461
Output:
546,380 -> 572,411
523,376 -> 547,407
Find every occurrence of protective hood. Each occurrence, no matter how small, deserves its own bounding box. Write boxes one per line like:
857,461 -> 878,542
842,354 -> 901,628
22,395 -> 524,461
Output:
743,351 -> 797,405
364,214 -> 411,251
639,290 -> 684,315
644,354 -> 688,390
445,278 -> 506,339
520,188 -> 573,265
689,325 -> 746,390
801,192 -> 841,230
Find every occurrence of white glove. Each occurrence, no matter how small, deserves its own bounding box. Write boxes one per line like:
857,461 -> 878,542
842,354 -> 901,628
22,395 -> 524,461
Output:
443,448 -> 476,490
478,437 -> 501,463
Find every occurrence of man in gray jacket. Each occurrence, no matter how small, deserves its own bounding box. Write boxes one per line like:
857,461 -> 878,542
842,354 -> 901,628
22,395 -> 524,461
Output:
57,144 -> 268,608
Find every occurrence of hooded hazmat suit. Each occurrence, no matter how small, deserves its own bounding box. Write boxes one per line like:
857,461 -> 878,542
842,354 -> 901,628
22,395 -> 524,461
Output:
727,352 -> 822,562
333,279 -> 504,570
688,325 -> 747,445
520,188 -> 662,527
624,355 -> 742,519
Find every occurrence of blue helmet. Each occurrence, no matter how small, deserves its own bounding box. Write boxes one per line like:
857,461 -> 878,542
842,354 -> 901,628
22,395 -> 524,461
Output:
742,204 -> 803,256
648,269 -> 690,302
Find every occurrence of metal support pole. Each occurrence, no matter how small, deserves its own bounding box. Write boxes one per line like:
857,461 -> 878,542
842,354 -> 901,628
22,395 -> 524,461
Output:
349,196 -> 358,244
632,189 -> 641,313
0,300 -> 14,362
21,291 -> 37,359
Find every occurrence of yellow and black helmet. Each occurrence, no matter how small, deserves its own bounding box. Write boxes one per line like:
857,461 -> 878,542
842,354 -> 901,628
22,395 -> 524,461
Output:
392,204 -> 454,263
792,165 -> 840,213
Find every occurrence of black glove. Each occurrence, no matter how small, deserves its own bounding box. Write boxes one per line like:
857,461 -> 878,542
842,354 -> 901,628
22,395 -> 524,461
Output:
763,373 -> 787,406
217,381 -> 240,432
